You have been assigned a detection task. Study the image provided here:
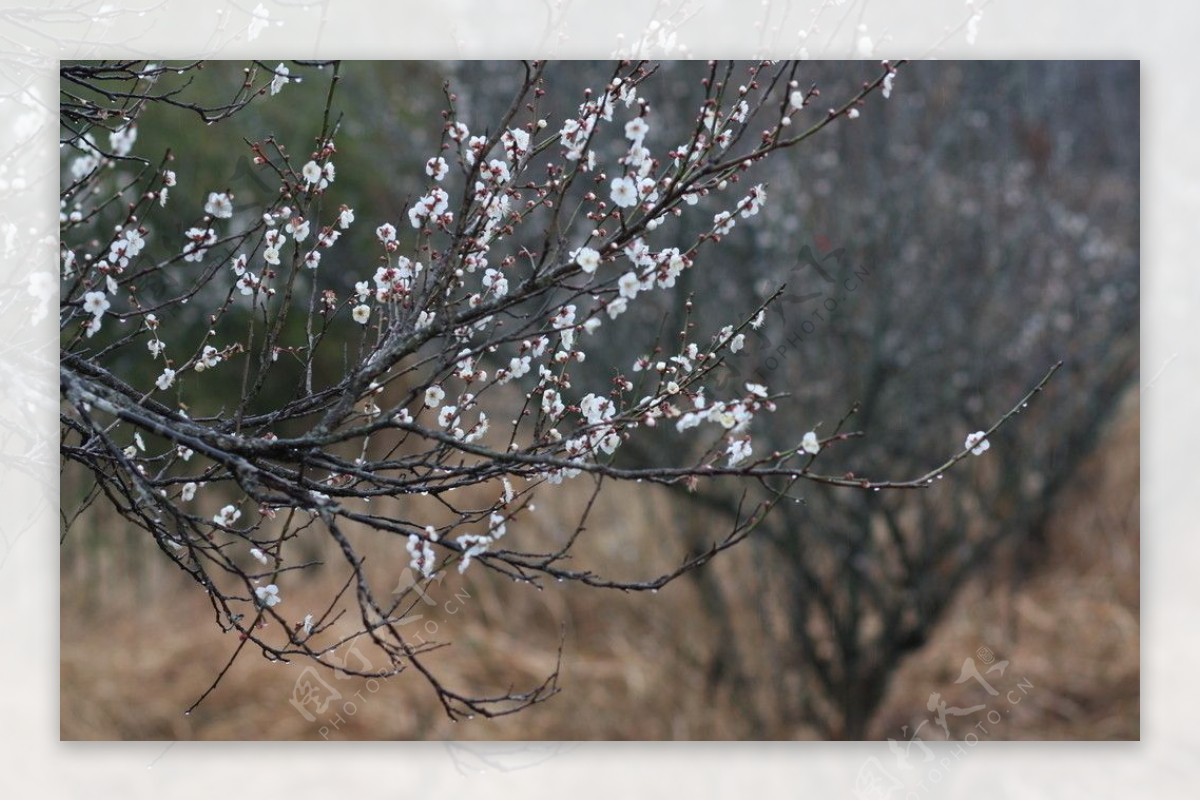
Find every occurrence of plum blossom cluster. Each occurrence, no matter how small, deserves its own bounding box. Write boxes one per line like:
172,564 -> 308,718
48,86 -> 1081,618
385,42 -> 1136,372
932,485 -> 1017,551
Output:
558,77 -> 638,165
80,290 -> 110,338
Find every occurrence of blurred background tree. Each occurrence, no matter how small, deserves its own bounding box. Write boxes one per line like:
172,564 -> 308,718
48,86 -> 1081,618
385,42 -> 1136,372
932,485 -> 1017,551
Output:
580,60 -> 1138,739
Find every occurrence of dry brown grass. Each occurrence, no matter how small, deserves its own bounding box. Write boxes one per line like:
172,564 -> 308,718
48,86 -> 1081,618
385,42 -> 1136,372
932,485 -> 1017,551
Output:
61,400 -> 1138,741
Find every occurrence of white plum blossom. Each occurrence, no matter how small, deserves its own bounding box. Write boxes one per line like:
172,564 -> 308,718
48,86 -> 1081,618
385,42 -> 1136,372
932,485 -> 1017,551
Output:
462,134 -> 489,166
655,249 -> 687,288
270,63 -> 290,96
181,482 -> 197,502
802,431 -> 821,455
727,437 -> 753,467
337,206 -> 355,229
213,504 -> 241,527
250,547 -> 269,565
204,191 -> 233,219
453,350 -> 478,380
301,160 -> 322,185
109,125 -> 137,157
155,368 -> 176,390
463,411 -> 490,443
408,187 -> 450,229
376,222 -> 397,244
255,584 -> 281,607
713,211 -> 735,235
198,345 -> 222,369
69,134 -> 101,180
739,184 -> 766,218
618,271 -> 641,300
499,355 -> 531,384
424,385 -> 445,407
406,533 -> 437,578
965,431 -> 991,455
559,115 -> 595,161
624,116 -> 649,143
235,274 -> 259,296
624,143 -> 650,169
107,227 -> 146,270
624,238 -> 653,269
484,158 -> 511,184
482,268 -> 509,297
285,217 -> 310,242
182,227 -> 216,262
542,388 -> 565,418
610,176 -> 638,208
456,533 -> 491,574
580,393 -> 616,425
352,304 -> 371,325
502,126 -> 530,158
574,246 -> 601,274
437,405 -> 459,428
425,156 -> 449,181
82,291 -> 109,318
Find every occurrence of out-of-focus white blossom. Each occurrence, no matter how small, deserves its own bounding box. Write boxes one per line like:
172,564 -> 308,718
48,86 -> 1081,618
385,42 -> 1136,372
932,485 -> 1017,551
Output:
255,583 -> 281,607
965,431 -> 990,455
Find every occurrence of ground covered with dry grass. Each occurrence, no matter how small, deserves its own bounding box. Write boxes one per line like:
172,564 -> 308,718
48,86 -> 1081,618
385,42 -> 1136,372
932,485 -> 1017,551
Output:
60,401 -> 1138,741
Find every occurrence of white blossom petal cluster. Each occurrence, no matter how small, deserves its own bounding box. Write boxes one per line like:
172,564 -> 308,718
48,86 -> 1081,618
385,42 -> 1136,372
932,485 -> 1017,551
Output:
213,504 -> 241,527
406,533 -> 437,578
408,187 -> 450,229
301,159 -> 335,190
255,583 -> 281,607
205,191 -> 233,219
182,227 -> 216,263
965,431 -> 991,455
